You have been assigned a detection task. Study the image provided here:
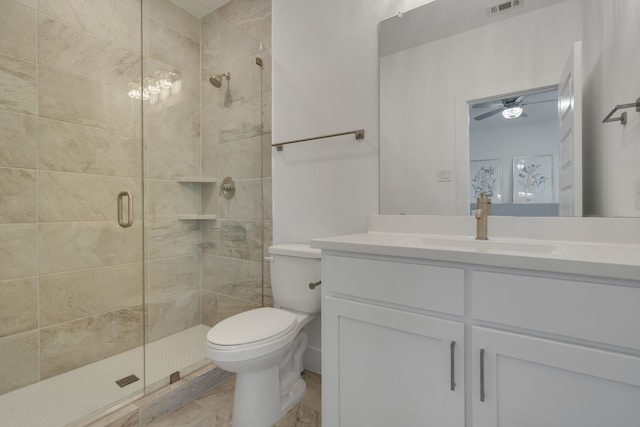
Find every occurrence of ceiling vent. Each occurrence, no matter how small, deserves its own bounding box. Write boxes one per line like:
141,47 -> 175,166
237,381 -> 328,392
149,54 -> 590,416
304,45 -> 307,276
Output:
487,0 -> 523,16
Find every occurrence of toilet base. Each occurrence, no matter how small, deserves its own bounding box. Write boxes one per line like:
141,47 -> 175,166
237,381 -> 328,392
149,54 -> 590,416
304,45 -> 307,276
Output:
230,332 -> 309,427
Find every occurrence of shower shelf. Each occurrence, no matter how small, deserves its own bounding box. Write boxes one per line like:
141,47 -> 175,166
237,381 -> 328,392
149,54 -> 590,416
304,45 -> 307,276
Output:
177,214 -> 218,220
176,177 -> 217,183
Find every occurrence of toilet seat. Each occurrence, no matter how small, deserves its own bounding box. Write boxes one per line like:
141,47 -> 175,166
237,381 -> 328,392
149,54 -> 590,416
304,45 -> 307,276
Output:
207,307 -> 297,351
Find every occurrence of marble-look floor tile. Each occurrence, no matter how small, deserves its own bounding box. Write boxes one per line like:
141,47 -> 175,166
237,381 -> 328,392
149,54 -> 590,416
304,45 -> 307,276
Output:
39,263 -> 143,327
0,0 -> 36,63
0,277 -> 37,338
274,403 -> 321,427
195,376 -> 235,422
38,118 -> 141,177
0,331 -> 38,395
0,110 -> 37,169
40,305 -> 143,379
0,54 -> 36,115
146,401 -> 217,427
0,167 -> 36,223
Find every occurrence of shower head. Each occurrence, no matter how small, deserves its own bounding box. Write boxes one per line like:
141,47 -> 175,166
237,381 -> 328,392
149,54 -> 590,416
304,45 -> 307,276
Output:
209,72 -> 230,88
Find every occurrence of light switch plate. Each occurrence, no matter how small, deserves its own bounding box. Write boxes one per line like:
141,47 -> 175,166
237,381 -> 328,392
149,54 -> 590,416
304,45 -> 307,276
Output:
437,169 -> 453,182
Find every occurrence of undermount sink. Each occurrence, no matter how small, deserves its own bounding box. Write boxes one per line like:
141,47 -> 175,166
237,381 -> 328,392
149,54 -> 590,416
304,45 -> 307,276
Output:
401,236 -> 557,254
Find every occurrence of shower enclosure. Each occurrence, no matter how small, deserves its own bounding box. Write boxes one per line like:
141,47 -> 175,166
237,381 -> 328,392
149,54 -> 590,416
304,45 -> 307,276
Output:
0,0 -> 269,425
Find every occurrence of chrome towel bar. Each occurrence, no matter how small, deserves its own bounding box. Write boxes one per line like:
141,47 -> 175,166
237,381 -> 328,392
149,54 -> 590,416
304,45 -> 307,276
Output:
602,97 -> 640,125
272,129 -> 365,151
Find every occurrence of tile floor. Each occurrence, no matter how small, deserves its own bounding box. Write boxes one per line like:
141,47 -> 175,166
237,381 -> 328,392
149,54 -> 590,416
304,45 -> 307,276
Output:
147,371 -> 322,427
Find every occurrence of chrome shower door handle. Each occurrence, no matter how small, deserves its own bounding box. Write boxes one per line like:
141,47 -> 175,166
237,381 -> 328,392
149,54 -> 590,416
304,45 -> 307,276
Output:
117,191 -> 133,228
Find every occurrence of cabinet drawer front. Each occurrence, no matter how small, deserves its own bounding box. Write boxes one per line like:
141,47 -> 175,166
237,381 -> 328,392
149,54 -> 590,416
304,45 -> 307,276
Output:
472,271 -> 640,350
324,255 -> 464,315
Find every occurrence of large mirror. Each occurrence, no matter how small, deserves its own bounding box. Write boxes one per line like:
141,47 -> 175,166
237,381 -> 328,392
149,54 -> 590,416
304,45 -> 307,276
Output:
379,0 -> 640,217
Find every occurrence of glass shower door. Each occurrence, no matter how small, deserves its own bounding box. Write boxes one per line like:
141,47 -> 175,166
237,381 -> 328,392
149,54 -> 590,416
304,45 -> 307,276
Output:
0,0 -> 145,425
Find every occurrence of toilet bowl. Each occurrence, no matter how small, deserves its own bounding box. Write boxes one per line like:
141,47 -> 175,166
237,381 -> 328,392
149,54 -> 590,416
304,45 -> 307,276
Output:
206,243 -> 321,427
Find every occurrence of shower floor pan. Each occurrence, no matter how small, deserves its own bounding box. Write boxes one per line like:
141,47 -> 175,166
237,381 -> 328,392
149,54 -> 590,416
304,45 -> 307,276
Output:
0,324 -> 211,427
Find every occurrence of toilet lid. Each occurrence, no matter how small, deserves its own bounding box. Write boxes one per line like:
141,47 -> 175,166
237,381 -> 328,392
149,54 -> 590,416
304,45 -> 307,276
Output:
207,307 -> 297,347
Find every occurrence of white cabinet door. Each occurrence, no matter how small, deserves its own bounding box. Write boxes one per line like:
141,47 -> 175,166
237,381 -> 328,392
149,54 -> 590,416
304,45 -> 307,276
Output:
472,326 -> 640,427
323,296 -> 465,427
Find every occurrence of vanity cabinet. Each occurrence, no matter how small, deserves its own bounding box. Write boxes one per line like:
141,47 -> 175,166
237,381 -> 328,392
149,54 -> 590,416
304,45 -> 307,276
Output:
321,251 -> 640,427
322,255 -> 466,427
472,326 -> 640,427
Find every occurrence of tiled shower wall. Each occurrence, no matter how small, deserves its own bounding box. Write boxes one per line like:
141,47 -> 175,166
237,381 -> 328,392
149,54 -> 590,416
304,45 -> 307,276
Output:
199,0 -> 273,326
0,0 -> 145,395
0,0 -> 272,398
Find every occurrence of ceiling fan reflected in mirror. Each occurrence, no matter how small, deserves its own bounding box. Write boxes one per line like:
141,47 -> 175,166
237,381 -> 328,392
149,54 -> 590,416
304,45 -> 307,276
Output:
472,94 -> 555,121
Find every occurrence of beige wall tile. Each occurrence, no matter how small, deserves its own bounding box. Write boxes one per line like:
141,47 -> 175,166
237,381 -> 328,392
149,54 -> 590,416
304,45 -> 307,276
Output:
218,97 -> 262,143
0,224 -> 37,281
144,105 -> 200,180
201,290 -> 218,327
38,15 -> 140,87
39,67 -> 140,135
39,222 -> 143,275
37,0 -> 141,52
260,48 -> 272,94
40,305 -> 143,379
216,295 -> 260,323
0,167 -> 36,223
205,256 -> 262,305
262,90 -> 271,134
218,136 -> 262,179
39,171 -> 142,222
262,177 -> 272,221
146,290 -> 200,342
262,133 -> 272,178
39,118 -> 141,177
0,54 -> 36,115
145,0 -> 200,43
0,277 -> 37,338
0,331 -> 38,395
144,180 -> 198,220
146,255 -> 201,299
0,0 -> 36,63
213,220 -> 263,261
0,111 -> 36,169
145,219 -> 200,260
217,0 -> 271,49
39,263 -> 143,327
13,0 -> 35,8
218,178 -> 262,221
147,18 -> 200,76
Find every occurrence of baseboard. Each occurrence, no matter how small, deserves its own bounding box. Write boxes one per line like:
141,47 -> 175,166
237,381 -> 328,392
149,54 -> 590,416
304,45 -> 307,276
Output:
303,345 -> 321,374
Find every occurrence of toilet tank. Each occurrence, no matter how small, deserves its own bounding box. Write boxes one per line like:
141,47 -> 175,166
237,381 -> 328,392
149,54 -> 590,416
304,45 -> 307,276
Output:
268,243 -> 321,314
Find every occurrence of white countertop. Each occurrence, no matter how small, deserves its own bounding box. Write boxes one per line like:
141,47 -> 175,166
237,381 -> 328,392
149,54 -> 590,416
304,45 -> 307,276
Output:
311,216 -> 640,281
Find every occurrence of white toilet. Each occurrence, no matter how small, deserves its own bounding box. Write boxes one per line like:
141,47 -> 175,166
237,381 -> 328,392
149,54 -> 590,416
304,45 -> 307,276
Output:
206,243 -> 321,427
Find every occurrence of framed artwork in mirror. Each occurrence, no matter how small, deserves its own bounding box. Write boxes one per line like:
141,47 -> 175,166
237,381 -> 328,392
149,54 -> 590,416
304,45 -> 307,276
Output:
470,159 -> 502,203
513,155 -> 553,203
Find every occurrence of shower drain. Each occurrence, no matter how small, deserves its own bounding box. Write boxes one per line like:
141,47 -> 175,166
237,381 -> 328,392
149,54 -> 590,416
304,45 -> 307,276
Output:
115,374 -> 140,388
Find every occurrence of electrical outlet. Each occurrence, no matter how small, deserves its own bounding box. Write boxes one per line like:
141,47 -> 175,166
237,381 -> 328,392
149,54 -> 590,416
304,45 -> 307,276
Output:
437,169 -> 453,182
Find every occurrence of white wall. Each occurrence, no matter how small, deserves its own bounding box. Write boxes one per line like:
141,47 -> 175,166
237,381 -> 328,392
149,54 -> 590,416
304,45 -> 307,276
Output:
582,0 -> 640,217
272,0 -> 432,373
380,1 -> 582,214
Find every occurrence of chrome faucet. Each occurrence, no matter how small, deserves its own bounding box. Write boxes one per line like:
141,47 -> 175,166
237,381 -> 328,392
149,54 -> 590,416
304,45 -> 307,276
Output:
475,192 -> 492,240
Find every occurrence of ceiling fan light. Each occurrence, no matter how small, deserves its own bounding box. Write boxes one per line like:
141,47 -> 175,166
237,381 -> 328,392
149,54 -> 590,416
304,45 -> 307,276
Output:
502,106 -> 523,119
